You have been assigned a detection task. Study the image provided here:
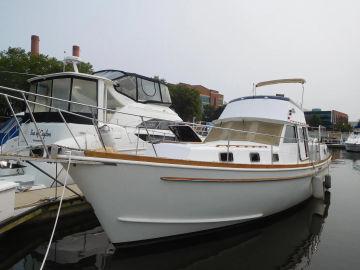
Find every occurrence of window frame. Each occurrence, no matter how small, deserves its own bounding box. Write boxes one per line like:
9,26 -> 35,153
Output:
34,79 -> 53,113
283,125 -> 298,144
69,77 -> 99,114
29,75 -> 99,114
51,77 -> 72,112
111,74 -> 171,105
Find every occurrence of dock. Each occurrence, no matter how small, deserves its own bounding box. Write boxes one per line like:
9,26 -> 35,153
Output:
326,143 -> 346,149
0,184 -> 93,234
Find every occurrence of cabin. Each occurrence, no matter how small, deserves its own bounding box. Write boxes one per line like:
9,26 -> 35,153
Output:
152,95 -> 328,164
1,67 -> 181,152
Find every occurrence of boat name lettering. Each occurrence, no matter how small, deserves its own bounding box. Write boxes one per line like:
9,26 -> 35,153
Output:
30,129 -> 52,138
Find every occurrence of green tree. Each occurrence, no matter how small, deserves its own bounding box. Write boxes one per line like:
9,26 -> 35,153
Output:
168,84 -> 202,122
0,47 -> 93,117
202,104 -> 226,122
333,122 -> 353,132
308,114 -> 322,127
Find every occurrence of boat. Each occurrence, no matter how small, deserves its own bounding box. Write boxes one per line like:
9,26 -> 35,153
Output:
53,78 -> 332,245
0,57 -> 182,188
345,123 -> 360,152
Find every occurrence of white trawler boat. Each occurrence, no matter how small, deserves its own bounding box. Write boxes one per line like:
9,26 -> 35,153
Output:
345,124 -> 360,152
56,78 -> 332,245
0,58 -> 181,187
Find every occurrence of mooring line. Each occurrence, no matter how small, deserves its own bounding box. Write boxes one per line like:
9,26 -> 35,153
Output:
39,152 -> 72,270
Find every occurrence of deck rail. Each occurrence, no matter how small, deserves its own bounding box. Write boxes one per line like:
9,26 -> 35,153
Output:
0,85 -> 324,163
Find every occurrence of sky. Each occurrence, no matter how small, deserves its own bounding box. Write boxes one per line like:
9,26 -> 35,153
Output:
1,0 -> 359,121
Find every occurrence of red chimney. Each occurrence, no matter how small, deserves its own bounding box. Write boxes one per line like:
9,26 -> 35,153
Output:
72,45 -> 80,57
31,35 -> 40,56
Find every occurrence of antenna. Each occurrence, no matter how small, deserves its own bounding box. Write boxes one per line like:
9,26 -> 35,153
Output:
63,56 -> 82,73
63,51 -> 66,72
301,83 -> 305,109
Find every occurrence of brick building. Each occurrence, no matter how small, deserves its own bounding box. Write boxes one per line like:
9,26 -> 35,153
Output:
178,83 -> 224,108
304,109 -> 348,128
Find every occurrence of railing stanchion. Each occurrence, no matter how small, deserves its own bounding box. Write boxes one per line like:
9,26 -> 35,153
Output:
91,108 -> 106,151
227,132 -> 230,162
142,116 -> 157,157
57,109 -> 81,150
135,126 -> 140,155
4,95 -> 29,146
21,93 -> 50,157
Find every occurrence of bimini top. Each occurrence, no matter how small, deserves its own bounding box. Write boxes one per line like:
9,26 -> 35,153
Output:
255,78 -> 306,88
218,95 -> 307,125
230,95 -> 291,104
93,69 -> 171,105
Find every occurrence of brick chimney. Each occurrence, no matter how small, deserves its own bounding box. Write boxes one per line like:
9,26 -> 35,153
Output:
72,45 -> 80,57
31,35 -> 40,56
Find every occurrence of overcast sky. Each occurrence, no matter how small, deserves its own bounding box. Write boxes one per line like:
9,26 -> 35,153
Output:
1,0 -> 359,120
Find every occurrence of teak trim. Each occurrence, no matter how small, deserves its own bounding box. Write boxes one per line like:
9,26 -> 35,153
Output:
84,150 -> 331,170
160,172 -> 315,183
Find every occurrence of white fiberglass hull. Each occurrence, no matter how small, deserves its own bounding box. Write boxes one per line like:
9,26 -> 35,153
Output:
67,154 -> 331,245
345,143 -> 360,152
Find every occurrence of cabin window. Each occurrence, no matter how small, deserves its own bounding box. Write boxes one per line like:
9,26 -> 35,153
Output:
160,84 -> 172,103
301,126 -> 309,157
272,153 -> 279,162
250,152 -> 260,162
70,79 -> 97,113
219,152 -> 234,162
27,83 -> 37,112
283,126 -> 297,143
51,78 -> 71,112
137,78 -> 161,102
114,76 -> 137,100
34,80 -> 52,112
204,121 -> 283,145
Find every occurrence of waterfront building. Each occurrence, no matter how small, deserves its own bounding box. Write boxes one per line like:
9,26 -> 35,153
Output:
178,83 -> 224,108
304,108 -> 348,128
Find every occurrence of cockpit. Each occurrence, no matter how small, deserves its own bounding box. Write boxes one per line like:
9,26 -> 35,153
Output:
93,70 -> 171,104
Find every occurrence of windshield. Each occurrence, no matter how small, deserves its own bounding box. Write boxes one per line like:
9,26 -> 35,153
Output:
94,70 -> 171,104
205,120 -> 283,145
27,77 -> 97,113
114,75 -> 171,104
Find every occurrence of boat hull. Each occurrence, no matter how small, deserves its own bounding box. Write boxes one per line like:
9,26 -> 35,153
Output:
345,143 -> 360,152
67,156 -> 331,244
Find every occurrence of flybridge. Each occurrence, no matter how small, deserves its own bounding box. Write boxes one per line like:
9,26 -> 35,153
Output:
23,68 -> 174,125
220,78 -> 307,125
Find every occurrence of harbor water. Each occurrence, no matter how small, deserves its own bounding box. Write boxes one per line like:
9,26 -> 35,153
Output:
1,149 -> 360,270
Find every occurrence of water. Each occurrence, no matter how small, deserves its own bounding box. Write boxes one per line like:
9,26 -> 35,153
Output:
1,149 -> 360,270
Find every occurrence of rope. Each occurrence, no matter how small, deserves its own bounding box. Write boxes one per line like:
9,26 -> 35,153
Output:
39,152 -> 72,270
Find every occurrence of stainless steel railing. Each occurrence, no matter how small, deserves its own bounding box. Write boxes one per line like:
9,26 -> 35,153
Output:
0,85 -> 325,163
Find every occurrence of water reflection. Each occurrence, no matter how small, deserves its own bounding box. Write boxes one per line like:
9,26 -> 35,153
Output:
6,195 -> 331,270
330,148 -> 360,173
330,148 -> 360,162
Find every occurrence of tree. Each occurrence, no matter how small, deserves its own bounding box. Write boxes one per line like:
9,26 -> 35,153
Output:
168,84 -> 202,122
0,47 -> 93,117
202,104 -> 226,122
333,122 -> 353,132
308,114 -> 322,127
